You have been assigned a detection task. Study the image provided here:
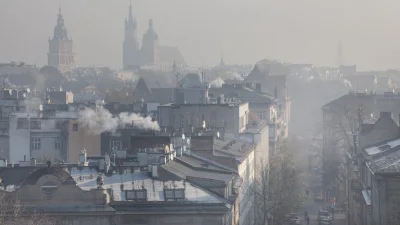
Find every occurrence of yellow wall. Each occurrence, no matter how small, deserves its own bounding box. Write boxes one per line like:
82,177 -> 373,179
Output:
67,120 -> 100,163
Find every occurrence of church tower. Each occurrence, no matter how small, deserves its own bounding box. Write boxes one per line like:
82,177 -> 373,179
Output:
48,8 -> 74,73
140,19 -> 159,66
123,1 -> 140,70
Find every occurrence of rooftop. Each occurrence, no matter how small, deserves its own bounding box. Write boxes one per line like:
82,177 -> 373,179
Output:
161,160 -> 234,184
74,167 -> 226,203
364,137 -> 400,156
214,133 -> 255,162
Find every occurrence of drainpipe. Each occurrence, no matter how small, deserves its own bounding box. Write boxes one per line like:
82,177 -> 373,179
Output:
378,179 -> 381,225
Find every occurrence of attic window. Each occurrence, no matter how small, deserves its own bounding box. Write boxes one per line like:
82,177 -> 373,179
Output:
125,189 -> 147,201
40,182 -> 58,194
164,188 -> 185,201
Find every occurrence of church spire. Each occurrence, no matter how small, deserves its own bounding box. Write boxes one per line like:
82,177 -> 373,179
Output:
53,7 -> 68,40
220,53 -> 225,66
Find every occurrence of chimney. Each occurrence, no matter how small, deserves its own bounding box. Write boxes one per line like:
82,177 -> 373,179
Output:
255,83 -> 261,92
30,158 -> 36,167
79,149 -> 88,166
0,158 -> 7,167
151,165 -> 158,178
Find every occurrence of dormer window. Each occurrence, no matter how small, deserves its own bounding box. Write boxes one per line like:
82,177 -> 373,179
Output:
164,188 -> 185,201
125,189 -> 147,201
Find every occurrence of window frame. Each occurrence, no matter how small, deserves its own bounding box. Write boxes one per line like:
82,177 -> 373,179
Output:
31,138 -> 41,150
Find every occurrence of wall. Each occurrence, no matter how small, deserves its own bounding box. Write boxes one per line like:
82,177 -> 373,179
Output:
238,150 -> 255,225
68,119 -> 101,163
158,103 -> 249,135
9,115 -> 30,163
118,214 -> 224,225
30,132 -> 63,161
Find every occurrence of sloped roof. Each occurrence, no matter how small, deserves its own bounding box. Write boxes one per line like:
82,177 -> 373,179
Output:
159,46 -> 186,66
132,77 -> 153,102
0,167 -> 36,187
162,161 -> 233,184
365,138 -> 400,173
209,86 -> 275,104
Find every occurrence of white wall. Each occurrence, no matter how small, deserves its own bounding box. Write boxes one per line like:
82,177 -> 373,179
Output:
9,115 -> 30,163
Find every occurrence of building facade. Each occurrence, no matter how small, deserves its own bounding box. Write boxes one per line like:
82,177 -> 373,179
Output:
48,8 -> 75,73
122,4 -> 185,69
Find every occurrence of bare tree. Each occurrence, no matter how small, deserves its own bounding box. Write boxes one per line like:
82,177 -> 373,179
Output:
0,192 -> 57,225
251,141 -> 303,225
322,105 -> 371,196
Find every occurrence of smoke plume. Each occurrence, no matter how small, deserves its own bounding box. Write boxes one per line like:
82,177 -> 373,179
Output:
79,106 -> 160,134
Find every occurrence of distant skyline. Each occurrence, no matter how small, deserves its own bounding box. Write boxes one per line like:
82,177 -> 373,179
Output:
1,0 -> 400,70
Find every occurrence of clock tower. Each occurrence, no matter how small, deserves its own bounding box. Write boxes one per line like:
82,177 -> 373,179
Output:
47,8 -> 75,73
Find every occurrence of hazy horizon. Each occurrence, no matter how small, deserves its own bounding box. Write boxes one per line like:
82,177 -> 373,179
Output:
1,0 -> 400,70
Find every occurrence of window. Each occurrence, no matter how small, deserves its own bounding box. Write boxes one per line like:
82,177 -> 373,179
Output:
30,120 -> 41,129
31,138 -> 41,150
164,188 -> 185,200
109,140 -> 122,151
55,121 -> 63,129
17,118 -> 29,129
125,189 -> 147,201
257,112 -> 265,120
55,138 -> 61,149
72,124 -> 78,131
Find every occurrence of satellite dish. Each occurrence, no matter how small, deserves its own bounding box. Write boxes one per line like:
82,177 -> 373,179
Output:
39,104 -> 43,112
202,121 -> 206,129
217,132 -> 220,138
182,134 -> 185,140
187,139 -> 190,145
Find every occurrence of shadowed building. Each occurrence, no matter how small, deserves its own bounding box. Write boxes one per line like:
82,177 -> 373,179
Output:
122,4 -> 185,70
47,8 -> 75,73
122,2 -> 140,70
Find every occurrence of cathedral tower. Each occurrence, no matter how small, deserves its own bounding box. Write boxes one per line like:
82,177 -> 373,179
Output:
48,8 -> 75,73
140,19 -> 159,66
123,1 -> 140,69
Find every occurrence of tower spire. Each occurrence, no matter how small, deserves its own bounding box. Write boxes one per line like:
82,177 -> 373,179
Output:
220,52 -> 225,66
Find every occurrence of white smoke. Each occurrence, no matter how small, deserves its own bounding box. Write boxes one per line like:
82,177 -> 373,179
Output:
79,106 -> 160,134
343,79 -> 352,88
210,77 -> 225,87
25,97 -> 43,112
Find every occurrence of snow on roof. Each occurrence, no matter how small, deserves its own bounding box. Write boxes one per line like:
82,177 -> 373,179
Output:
364,138 -> 400,156
71,167 -> 223,203
362,190 -> 371,206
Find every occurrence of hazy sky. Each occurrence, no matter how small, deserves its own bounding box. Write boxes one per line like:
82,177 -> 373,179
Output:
0,0 -> 400,70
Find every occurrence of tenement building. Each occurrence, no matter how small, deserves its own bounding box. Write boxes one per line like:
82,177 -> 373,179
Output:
0,145 -> 239,225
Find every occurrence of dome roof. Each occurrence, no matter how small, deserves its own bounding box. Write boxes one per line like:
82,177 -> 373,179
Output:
22,166 -> 76,186
181,73 -> 203,88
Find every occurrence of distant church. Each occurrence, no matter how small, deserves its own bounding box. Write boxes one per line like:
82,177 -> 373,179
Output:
122,2 -> 185,70
47,8 -> 75,73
